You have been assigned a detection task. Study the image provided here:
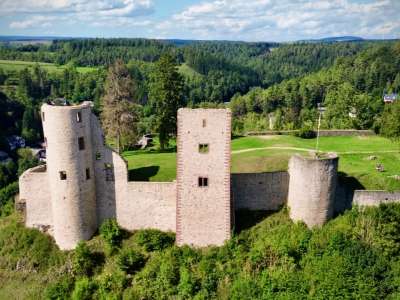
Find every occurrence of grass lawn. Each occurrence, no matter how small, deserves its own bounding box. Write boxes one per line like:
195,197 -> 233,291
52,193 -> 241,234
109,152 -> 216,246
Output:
123,135 -> 400,190
0,59 -> 98,74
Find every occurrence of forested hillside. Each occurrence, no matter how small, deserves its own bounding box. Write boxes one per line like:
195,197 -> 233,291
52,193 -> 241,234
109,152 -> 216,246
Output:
231,42 -> 400,133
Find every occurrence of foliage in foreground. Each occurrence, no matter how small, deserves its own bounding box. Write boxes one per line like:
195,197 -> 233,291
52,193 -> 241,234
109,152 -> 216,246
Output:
1,204 -> 400,299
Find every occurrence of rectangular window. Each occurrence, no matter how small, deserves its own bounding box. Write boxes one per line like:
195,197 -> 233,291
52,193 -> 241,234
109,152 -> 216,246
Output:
95,152 -> 101,160
78,137 -> 85,150
199,144 -> 209,153
76,111 -> 82,123
42,112 -> 45,122
86,168 -> 90,180
198,177 -> 208,187
202,119 -> 206,127
59,171 -> 67,180
104,163 -> 114,182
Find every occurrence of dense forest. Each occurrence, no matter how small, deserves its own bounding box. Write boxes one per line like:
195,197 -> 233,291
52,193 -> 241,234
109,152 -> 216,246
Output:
231,42 -> 400,134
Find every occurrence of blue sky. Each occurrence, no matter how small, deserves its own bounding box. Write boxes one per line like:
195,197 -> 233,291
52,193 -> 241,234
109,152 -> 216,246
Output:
0,0 -> 399,42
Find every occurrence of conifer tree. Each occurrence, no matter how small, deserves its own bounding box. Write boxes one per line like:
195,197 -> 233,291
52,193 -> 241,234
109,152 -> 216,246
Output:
149,54 -> 184,150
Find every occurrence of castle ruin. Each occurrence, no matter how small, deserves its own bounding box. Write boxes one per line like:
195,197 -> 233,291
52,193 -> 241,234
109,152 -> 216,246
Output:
20,102 -> 344,250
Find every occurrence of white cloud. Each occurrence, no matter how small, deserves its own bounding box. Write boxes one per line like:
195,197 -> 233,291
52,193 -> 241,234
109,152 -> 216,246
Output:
9,16 -> 58,29
1,0 -> 154,16
160,0 -> 400,41
5,0 -> 154,30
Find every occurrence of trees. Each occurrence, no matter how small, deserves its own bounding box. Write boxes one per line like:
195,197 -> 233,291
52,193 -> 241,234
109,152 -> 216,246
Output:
21,105 -> 42,144
101,60 -> 140,153
149,54 -> 184,150
380,101 -> 400,142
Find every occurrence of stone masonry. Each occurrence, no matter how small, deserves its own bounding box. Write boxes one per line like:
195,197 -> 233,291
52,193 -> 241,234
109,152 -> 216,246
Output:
176,108 -> 232,247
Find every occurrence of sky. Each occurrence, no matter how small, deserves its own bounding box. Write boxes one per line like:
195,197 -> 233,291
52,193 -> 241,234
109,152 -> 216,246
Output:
0,0 -> 399,42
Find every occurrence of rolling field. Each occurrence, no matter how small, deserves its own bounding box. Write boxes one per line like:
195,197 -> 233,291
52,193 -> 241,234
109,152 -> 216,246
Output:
123,135 -> 400,190
0,59 -> 98,73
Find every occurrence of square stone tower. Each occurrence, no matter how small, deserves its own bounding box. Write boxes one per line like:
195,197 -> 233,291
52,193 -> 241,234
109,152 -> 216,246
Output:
176,108 -> 232,247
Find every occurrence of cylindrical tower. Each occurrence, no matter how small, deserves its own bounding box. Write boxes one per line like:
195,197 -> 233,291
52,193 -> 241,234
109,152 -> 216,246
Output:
41,102 -> 97,250
287,153 -> 338,228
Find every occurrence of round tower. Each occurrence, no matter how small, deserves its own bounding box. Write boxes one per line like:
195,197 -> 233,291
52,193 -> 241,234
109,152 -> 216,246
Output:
41,102 -> 97,250
287,153 -> 338,228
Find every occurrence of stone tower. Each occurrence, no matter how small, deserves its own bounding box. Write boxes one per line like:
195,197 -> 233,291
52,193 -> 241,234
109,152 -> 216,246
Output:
287,153 -> 338,227
41,102 -> 97,250
176,108 -> 232,247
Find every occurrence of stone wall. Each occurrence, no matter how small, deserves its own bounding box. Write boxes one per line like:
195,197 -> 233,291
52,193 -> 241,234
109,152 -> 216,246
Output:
19,165 -> 52,233
353,190 -> 400,206
176,108 -> 232,247
287,154 -> 338,227
118,181 -> 176,232
232,172 -> 288,211
90,116 -> 128,225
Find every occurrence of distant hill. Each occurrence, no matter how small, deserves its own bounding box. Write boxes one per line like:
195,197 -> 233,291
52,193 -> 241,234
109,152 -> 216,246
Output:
298,36 -> 365,43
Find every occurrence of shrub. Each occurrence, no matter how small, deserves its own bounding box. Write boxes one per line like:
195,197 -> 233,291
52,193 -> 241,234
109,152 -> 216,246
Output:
294,127 -> 316,139
0,181 -> 19,215
97,271 -> 127,298
72,242 -> 95,277
117,249 -> 147,274
44,277 -> 74,300
71,277 -> 96,300
134,229 -> 175,252
99,219 -> 122,250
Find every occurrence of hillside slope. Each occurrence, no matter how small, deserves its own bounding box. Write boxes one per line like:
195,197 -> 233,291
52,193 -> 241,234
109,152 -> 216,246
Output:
1,203 -> 400,299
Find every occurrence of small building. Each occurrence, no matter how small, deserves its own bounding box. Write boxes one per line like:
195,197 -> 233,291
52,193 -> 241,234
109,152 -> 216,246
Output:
348,107 -> 357,118
30,148 -> 46,162
383,93 -> 398,104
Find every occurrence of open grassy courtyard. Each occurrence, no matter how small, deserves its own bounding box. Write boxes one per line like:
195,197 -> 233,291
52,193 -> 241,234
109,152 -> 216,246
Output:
122,135 -> 400,190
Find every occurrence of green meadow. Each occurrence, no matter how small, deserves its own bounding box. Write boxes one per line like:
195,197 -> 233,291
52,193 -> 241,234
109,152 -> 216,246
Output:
123,135 -> 400,190
0,59 -> 98,73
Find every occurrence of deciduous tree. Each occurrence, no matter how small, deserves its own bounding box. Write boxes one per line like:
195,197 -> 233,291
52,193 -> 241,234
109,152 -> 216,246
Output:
101,60 -> 140,153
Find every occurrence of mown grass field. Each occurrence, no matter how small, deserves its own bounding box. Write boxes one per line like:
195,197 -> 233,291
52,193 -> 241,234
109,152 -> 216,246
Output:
0,59 -> 98,73
123,135 -> 400,190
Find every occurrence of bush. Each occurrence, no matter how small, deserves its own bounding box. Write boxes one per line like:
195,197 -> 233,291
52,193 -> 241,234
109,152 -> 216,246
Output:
0,181 -> 18,216
71,277 -> 96,300
17,148 -> 39,176
117,249 -> 147,274
134,229 -> 175,252
97,271 -> 127,298
44,277 -> 74,300
294,127 -> 316,139
99,219 -> 122,251
72,242 -> 95,277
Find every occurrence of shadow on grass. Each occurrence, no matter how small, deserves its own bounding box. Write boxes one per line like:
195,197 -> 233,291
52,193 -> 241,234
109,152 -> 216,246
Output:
335,172 -> 365,214
234,209 -> 275,234
128,166 -> 160,181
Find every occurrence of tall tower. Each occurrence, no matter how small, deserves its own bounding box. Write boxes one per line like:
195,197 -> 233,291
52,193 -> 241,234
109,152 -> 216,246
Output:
176,108 -> 232,247
41,103 -> 97,250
